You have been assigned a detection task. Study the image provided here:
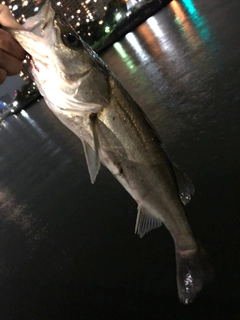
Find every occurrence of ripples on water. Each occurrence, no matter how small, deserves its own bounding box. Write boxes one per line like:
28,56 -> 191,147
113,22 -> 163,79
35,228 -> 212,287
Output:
101,0 -> 239,146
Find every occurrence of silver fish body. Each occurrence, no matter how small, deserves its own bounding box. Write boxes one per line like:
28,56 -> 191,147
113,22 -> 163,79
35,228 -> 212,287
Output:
9,1 -> 211,304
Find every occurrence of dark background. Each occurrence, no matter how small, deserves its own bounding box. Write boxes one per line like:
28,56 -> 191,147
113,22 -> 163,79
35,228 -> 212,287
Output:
0,0 -> 240,318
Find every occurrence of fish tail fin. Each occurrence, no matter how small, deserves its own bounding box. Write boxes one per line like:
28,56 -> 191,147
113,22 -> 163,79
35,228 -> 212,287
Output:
176,244 -> 213,304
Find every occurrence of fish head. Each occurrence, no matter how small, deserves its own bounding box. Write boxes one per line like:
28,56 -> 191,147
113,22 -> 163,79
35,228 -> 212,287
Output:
9,1 -> 108,113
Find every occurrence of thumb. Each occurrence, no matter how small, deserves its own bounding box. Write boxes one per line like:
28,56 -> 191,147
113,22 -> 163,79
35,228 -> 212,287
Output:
0,4 -> 24,30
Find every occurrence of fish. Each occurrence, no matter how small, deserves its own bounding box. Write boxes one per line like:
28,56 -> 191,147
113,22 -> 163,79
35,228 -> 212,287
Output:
8,1 -> 212,304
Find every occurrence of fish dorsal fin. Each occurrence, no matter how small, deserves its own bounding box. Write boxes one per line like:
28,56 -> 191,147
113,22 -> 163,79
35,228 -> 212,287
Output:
82,140 -> 101,184
172,163 -> 195,206
82,113 -> 101,184
135,206 -> 162,238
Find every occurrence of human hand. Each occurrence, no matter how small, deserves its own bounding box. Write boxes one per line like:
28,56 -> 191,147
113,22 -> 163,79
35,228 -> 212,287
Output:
0,4 -> 26,84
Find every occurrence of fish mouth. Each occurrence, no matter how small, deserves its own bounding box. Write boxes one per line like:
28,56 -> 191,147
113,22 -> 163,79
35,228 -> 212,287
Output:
23,1 -> 55,36
8,1 -> 55,56
6,1 -> 56,75
10,1 -> 89,83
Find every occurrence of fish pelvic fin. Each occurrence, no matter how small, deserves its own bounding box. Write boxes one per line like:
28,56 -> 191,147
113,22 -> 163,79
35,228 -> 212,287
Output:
135,206 -> 162,238
176,244 -> 214,304
172,163 -> 195,206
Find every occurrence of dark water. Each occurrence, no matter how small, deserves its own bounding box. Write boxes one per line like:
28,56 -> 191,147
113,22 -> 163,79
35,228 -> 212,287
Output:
0,0 -> 240,318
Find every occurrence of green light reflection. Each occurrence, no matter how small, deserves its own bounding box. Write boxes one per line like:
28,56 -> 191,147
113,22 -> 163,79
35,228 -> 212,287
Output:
113,42 -> 137,73
181,0 -> 211,43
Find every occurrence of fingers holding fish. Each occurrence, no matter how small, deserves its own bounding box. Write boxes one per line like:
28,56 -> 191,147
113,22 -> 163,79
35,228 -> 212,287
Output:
0,5 -> 25,83
0,4 -> 23,30
0,28 -> 25,59
0,35 -> 23,76
0,67 -> 6,84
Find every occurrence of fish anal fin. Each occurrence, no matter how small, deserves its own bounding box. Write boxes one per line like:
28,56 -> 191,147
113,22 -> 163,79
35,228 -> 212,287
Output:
172,163 -> 195,206
135,206 -> 162,238
82,140 -> 100,184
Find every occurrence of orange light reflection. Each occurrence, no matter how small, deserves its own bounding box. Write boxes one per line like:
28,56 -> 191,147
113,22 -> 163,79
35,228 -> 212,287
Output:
137,23 -> 164,59
169,1 -> 201,50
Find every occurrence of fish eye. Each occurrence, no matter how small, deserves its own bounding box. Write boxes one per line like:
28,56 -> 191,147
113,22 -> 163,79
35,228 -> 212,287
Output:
62,32 -> 80,48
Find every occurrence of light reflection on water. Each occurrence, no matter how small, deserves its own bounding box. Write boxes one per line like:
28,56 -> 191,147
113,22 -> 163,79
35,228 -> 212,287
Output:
169,0 -> 202,50
20,109 -> 48,140
146,16 -> 175,55
101,0 -> 221,145
106,0 -> 220,101
125,32 -> 148,63
111,0 -> 217,77
180,0 -> 211,42
19,108 -> 65,158
170,0 -> 220,60
0,184 -> 36,237
113,42 -> 138,73
136,22 -> 164,59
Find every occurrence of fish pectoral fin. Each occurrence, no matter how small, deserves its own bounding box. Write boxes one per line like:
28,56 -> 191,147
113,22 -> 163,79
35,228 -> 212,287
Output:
82,140 -> 101,184
60,102 -> 103,114
82,114 -> 101,184
172,163 -> 195,206
135,206 -> 162,238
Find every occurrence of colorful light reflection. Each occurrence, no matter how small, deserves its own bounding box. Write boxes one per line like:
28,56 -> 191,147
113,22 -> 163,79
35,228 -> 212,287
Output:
169,0 -> 201,50
180,0 -> 211,43
113,42 -> 137,73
